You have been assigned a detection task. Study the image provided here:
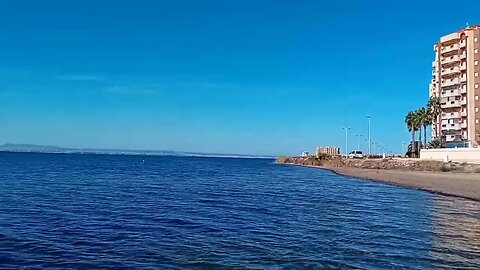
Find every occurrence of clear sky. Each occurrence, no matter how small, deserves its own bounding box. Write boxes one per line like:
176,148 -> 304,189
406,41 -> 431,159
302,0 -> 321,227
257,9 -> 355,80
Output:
1,0 -> 479,156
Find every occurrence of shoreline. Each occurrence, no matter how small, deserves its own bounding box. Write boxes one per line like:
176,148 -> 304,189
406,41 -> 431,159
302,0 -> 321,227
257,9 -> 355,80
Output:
286,163 -> 480,202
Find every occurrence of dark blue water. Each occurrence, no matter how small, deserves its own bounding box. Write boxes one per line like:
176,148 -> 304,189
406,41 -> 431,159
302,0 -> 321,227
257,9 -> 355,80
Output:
1,152 -> 479,269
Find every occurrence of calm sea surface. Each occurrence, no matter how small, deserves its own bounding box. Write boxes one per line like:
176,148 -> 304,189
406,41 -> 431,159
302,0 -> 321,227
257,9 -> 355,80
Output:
0,152 -> 479,269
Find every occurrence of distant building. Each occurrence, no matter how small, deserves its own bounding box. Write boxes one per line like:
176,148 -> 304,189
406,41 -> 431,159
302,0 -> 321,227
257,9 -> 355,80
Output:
430,25 -> 480,146
316,147 -> 340,157
301,151 -> 309,157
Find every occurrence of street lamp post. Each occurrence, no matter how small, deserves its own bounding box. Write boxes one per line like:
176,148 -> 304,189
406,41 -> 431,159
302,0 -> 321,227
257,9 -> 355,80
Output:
367,116 -> 371,156
342,127 -> 351,156
355,134 -> 363,151
402,141 -> 405,156
372,142 -> 376,155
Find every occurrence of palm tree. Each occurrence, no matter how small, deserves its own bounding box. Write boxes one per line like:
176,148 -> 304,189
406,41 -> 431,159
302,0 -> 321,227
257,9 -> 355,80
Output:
427,96 -> 442,140
416,107 -> 431,147
428,138 -> 442,149
413,109 -> 423,149
405,111 -> 418,157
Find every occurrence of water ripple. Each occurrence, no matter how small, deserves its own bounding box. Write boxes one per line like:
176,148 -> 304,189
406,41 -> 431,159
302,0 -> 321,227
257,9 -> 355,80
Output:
1,152 -> 479,269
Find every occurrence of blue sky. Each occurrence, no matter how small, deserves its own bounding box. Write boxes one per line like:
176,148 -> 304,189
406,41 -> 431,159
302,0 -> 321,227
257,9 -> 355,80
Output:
1,0 -> 479,155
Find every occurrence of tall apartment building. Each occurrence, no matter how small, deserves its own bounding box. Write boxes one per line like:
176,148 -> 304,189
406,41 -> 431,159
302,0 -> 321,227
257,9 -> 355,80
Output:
316,146 -> 340,157
430,25 -> 480,146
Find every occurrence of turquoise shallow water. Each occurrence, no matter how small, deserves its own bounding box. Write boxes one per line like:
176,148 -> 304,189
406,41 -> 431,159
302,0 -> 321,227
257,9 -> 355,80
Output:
0,152 -> 479,269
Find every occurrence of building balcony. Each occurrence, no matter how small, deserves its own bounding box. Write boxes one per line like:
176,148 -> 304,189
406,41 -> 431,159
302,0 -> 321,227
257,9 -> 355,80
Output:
461,99 -> 467,105
442,89 -> 461,97
461,122 -> 468,129
461,87 -> 467,94
442,100 -> 461,108
441,55 -> 461,65
461,76 -> 467,82
441,128 -> 462,135
442,78 -> 461,87
441,43 -> 461,54
442,66 -> 461,76
444,123 -> 462,130
440,32 -> 460,43
460,53 -> 467,59
445,134 -> 463,142
442,112 -> 461,119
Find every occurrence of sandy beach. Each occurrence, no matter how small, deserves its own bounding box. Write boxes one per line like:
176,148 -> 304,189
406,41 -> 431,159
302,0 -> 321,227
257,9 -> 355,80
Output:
322,166 -> 480,201
278,156 -> 480,201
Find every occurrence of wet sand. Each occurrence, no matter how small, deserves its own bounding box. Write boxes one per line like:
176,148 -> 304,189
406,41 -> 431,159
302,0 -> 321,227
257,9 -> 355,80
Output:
299,165 -> 480,201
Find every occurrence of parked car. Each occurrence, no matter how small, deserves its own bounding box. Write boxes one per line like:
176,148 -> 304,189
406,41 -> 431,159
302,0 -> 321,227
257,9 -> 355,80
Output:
348,150 -> 364,159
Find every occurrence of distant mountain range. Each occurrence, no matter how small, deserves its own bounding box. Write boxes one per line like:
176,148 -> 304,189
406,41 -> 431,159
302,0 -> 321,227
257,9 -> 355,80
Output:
0,143 -> 274,159
0,143 -> 67,152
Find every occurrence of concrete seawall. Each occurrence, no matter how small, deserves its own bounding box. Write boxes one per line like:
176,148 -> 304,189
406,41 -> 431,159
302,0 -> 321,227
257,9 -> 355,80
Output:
420,148 -> 480,164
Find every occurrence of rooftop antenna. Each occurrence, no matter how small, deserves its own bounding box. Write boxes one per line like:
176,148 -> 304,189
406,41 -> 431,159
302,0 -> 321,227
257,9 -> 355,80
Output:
466,22 -> 469,27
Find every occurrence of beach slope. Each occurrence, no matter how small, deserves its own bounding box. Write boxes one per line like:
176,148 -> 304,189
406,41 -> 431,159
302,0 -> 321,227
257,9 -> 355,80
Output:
327,166 -> 480,201
277,156 -> 480,201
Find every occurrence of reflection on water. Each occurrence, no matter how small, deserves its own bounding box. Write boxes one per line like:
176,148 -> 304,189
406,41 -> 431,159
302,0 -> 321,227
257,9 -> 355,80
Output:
430,197 -> 480,266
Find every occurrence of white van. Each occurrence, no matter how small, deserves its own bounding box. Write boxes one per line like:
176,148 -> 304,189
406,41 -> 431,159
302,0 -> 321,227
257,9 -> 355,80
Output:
348,150 -> 364,159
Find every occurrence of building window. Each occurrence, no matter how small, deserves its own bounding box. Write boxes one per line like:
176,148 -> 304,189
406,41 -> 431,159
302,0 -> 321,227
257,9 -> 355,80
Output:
476,72 -> 479,77
477,107 -> 479,112
477,119 -> 479,124
477,95 -> 479,100
476,84 -> 479,89
476,48 -> 479,54
476,60 -> 479,65
476,37 -> 479,42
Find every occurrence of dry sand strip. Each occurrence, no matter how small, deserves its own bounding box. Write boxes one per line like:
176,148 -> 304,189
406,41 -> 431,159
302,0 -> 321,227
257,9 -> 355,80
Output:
323,167 -> 480,202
